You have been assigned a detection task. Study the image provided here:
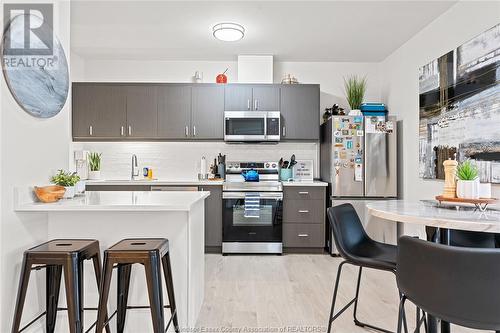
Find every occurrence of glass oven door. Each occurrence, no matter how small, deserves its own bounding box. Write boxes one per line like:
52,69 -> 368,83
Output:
222,192 -> 283,242
224,111 -> 267,141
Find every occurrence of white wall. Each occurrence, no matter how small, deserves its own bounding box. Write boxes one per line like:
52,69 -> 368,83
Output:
0,1 -> 72,331
379,1 -> 500,234
380,0 -> 500,201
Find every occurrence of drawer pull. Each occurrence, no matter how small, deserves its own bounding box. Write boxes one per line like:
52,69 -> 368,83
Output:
298,234 -> 309,237
298,192 -> 309,195
298,210 -> 309,213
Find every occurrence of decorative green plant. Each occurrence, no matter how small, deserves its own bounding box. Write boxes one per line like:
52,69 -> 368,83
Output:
344,75 -> 367,110
51,170 -> 80,187
456,160 -> 478,181
88,152 -> 102,171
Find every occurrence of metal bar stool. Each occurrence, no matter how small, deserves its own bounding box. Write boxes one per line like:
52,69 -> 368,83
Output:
95,238 -> 179,333
11,239 -> 111,333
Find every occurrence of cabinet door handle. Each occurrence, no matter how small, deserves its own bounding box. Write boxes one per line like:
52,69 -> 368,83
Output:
128,126 -> 132,136
247,99 -> 250,110
254,99 -> 258,110
121,126 -> 124,136
298,234 -> 309,237
193,125 -> 196,137
282,126 -> 286,137
89,125 -> 93,136
298,210 -> 309,213
298,191 -> 309,195
185,126 -> 189,137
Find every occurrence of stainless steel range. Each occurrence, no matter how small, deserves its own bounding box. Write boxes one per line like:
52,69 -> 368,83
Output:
222,162 -> 283,254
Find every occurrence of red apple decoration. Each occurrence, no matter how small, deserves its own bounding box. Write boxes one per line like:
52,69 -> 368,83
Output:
216,68 -> 228,84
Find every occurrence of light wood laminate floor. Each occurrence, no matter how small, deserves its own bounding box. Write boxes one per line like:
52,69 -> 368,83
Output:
197,254 -> 481,333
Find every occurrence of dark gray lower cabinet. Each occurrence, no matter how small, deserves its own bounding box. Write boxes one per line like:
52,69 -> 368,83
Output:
86,185 -> 152,191
199,185 -> 223,251
283,186 -> 326,250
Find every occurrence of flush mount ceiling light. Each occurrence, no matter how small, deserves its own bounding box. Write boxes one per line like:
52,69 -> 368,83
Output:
213,23 -> 245,42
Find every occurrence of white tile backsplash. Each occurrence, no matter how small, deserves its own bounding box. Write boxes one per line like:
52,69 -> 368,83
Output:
71,141 -> 319,180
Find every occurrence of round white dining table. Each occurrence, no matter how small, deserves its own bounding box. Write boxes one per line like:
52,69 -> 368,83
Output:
366,199 -> 500,333
366,199 -> 500,233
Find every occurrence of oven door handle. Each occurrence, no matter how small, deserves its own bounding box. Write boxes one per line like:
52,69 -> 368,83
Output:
222,192 -> 283,200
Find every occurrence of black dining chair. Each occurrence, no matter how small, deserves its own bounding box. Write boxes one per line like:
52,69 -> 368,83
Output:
396,236 -> 500,333
327,204 -> 415,333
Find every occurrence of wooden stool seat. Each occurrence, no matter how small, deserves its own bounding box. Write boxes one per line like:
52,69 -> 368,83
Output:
107,238 -> 169,253
11,239 -> 110,333
96,238 -> 179,333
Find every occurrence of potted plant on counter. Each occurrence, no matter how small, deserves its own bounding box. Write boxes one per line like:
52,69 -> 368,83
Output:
344,75 -> 366,115
88,152 -> 102,180
456,159 -> 479,199
50,170 -> 80,198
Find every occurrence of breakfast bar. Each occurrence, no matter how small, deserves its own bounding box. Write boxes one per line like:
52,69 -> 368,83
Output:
15,190 -> 209,331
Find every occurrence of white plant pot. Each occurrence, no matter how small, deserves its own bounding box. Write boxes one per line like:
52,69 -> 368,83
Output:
349,109 -> 362,116
63,186 -> 75,199
456,179 -> 479,199
75,180 -> 86,195
478,183 -> 492,199
88,170 -> 101,180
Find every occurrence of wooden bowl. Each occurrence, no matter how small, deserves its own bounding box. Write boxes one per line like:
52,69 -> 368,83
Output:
34,185 -> 66,203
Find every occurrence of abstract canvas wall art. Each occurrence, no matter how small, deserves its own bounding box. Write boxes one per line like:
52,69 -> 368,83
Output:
1,12 -> 69,118
419,24 -> 500,183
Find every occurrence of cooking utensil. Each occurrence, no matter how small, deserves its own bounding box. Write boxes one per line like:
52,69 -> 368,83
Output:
278,158 -> 284,168
289,154 -> 296,169
282,161 -> 289,169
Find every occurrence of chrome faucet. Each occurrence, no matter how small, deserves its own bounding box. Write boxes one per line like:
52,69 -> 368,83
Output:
131,154 -> 139,180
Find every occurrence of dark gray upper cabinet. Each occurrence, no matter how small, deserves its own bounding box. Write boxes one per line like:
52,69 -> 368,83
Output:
224,85 -> 253,111
192,85 -> 224,139
280,84 -> 320,140
126,85 -> 158,138
72,83 -> 126,138
157,85 -> 192,139
224,84 -> 280,111
72,82 -> 320,141
252,85 -> 280,111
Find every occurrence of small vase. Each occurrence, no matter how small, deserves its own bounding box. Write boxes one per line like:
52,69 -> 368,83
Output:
88,170 -> 101,180
456,179 -> 479,199
63,186 -> 75,199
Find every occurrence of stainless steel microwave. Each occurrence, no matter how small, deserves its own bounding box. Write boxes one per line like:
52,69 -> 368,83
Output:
224,111 -> 280,142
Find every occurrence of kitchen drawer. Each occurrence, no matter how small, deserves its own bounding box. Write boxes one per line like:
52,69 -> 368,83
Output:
284,186 -> 325,200
283,199 -> 324,223
283,223 -> 324,248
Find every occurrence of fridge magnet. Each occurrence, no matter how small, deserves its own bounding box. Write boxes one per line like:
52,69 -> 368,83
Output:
334,131 -> 341,137
335,137 -> 343,143
354,116 -> 363,123
355,157 -> 362,163
342,130 -> 349,136
346,140 -> 353,149
357,130 -> 364,136
354,164 -> 363,182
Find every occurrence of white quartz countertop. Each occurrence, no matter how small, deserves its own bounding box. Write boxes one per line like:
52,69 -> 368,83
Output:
86,179 -> 224,186
15,190 -> 210,212
367,200 -> 500,233
85,179 -> 327,187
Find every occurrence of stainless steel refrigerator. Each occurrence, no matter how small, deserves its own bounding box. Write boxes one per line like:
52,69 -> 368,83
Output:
320,115 -> 399,254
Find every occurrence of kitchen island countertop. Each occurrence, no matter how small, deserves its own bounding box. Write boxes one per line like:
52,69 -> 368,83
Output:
15,190 -> 210,212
